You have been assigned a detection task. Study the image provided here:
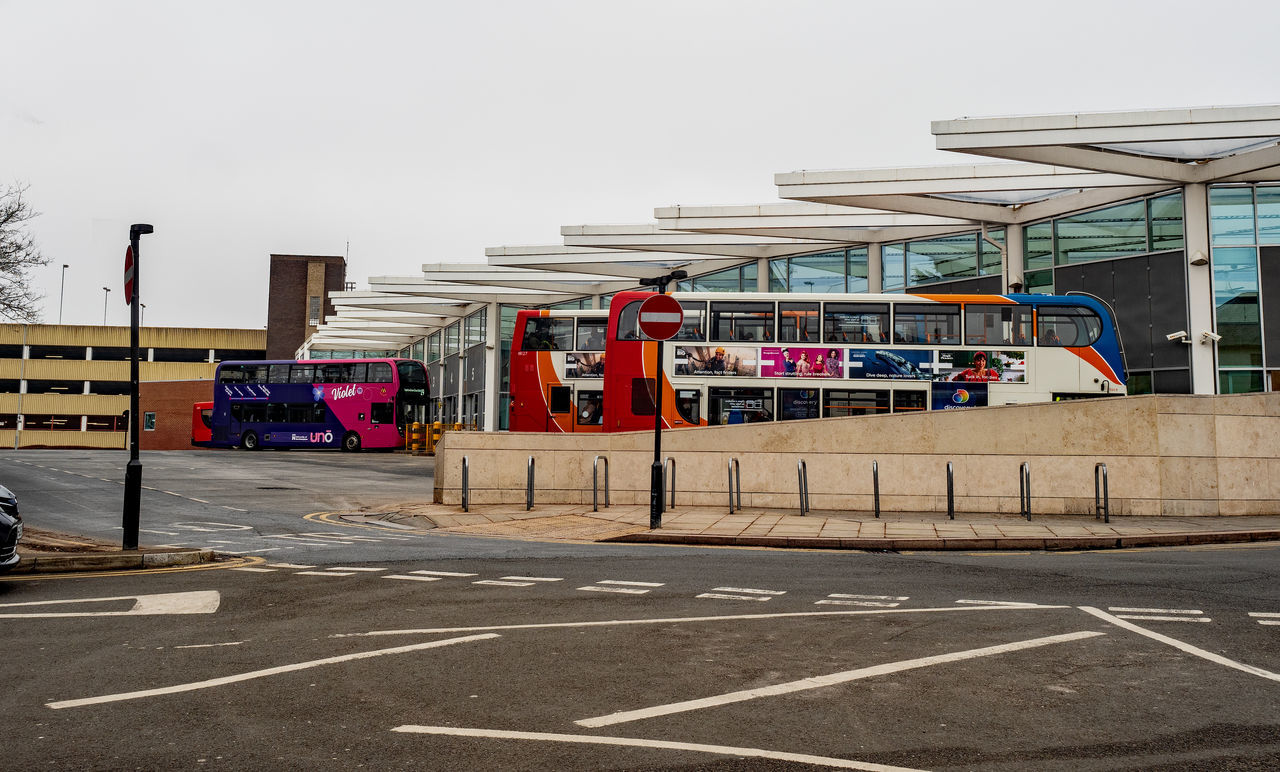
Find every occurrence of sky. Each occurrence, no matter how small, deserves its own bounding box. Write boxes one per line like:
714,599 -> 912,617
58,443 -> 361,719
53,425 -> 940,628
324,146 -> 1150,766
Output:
3,0 -> 1279,330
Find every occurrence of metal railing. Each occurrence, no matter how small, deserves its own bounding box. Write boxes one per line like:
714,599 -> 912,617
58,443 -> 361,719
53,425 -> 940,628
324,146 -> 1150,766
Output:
1094,463 -> 1110,523
727,458 -> 742,513
461,455 -> 470,513
663,456 -> 676,509
872,460 -> 881,518
797,459 -> 810,516
526,456 -> 536,511
946,461 -> 955,520
1019,462 -> 1032,520
593,455 -> 610,512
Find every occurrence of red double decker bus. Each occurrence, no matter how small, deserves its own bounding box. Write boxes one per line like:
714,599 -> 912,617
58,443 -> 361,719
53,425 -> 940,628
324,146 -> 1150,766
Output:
507,309 -> 609,433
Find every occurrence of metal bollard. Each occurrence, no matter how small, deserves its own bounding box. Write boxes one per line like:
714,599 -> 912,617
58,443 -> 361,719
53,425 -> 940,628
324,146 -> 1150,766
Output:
663,457 -> 676,510
593,455 -> 610,512
946,461 -> 955,520
728,458 -> 742,513
526,456 -> 535,511
872,460 -> 880,519
1094,463 -> 1110,523
1019,462 -> 1032,521
461,456 -> 469,513
797,459 -> 810,516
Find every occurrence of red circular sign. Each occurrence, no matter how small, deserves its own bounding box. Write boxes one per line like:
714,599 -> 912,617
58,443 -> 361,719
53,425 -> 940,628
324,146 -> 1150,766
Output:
637,294 -> 684,340
123,245 -> 135,302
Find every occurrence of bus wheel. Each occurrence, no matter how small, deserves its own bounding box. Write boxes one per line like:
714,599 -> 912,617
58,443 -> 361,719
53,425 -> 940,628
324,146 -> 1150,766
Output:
241,431 -> 260,451
341,432 -> 361,452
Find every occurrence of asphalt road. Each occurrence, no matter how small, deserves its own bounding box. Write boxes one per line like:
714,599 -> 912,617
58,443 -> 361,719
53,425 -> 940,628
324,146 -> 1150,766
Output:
2,450 -> 1279,770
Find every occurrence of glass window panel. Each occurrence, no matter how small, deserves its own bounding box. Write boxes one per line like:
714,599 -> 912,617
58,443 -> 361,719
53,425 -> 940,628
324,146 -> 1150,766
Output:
979,229 -> 1005,276
674,301 -> 707,342
893,303 -> 960,345
1055,200 -> 1147,264
1210,186 -> 1256,246
709,302 -> 774,342
708,387 -> 774,425
1126,371 -> 1153,395
965,304 -> 1032,346
520,317 -> 574,350
675,388 -> 700,424
906,234 -> 977,286
778,388 -> 821,421
575,318 -> 608,351
778,302 -> 820,343
1024,222 -> 1053,271
1257,186 -> 1280,245
768,258 -> 788,292
1219,369 -> 1263,394
881,245 -> 905,290
1212,246 -> 1262,366
790,251 -> 846,293
822,389 -> 890,417
741,261 -> 757,291
1024,268 -> 1053,294
288,365 -> 314,383
427,332 -> 441,363
892,390 -> 926,413
693,265 -> 745,293
444,323 -> 460,355
368,362 -> 393,383
547,298 -> 589,311
575,390 -> 603,425
1149,192 -> 1185,251
824,303 -> 889,343
847,248 -> 869,293
1036,306 -> 1102,347
464,312 -> 486,347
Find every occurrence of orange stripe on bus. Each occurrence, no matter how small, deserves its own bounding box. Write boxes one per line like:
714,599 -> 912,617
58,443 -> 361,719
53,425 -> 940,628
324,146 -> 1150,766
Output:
909,294 -> 1014,304
1066,346 -> 1120,384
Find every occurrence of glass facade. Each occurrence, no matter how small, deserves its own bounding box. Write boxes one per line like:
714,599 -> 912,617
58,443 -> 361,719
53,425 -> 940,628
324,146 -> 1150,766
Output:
677,263 -> 758,293
1209,184 -> 1280,392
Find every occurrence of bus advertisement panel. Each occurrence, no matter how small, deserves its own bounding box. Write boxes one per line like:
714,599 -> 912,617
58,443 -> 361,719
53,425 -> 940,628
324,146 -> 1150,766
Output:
197,358 -> 429,451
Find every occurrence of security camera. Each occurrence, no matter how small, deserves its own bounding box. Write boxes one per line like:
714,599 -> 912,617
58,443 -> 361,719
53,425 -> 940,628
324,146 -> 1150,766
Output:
1166,331 -> 1189,342
1201,331 -> 1223,343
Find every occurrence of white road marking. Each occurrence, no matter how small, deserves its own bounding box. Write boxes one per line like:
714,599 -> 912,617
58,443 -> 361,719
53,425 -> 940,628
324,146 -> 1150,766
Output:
954,599 -> 1040,607
174,641 -> 245,649
187,498 -> 210,504
295,571 -> 356,577
47,633 -> 499,710
713,587 -> 785,595
391,725 -> 925,772
1079,606 -> 1280,682
231,567 -> 276,573
222,548 -> 280,554
698,593 -> 772,602
1114,615 -> 1211,623
222,506 -> 249,512
474,580 -> 536,587
502,576 -> 563,582
575,630 -> 1104,728
1108,607 -> 1203,615
1260,621 -> 1280,626
410,570 -> 477,577
265,563 -> 315,569
1247,612 -> 1280,618
139,529 -> 180,536
265,535 -> 355,545
0,591 -> 220,618
597,580 -> 664,587
327,567 -> 388,572
336,604 -> 1068,639
385,575 -> 441,582
816,600 -> 900,608
829,594 -> 908,601
579,586 -> 650,595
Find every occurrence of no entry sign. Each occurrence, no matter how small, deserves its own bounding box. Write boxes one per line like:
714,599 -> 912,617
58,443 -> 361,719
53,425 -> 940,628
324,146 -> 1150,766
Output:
123,245 -> 135,303
637,294 -> 683,340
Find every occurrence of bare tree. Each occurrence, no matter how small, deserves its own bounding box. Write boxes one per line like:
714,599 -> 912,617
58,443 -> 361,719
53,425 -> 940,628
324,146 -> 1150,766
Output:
0,184 -> 50,322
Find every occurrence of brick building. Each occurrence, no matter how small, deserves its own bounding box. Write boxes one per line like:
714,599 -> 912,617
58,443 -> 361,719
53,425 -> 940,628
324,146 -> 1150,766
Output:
266,255 -> 346,359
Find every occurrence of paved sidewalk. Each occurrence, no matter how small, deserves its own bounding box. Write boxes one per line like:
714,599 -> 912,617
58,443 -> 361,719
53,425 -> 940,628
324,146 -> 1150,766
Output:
6,527 -> 216,575
385,503 -> 1280,551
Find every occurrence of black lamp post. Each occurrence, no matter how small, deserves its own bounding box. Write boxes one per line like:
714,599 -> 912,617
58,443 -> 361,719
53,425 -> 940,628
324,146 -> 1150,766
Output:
636,270 -> 687,529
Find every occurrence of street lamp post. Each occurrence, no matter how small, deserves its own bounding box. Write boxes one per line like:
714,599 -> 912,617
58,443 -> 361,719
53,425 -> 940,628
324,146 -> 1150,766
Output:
636,270 -> 687,530
140,303 -> 146,327
122,224 -> 154,551
101,287 -> 110,325
58,264 -> 68,324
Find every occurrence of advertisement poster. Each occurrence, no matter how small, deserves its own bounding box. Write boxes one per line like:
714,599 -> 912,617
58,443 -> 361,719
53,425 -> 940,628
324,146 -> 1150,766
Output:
779,388 -> 820,420
759,347 -> 843,378
565,352 -> 605,378
931,382 -> 989,410
845,349 -> 932,380
674,346 -> 757,376
936,350 -> 1026,383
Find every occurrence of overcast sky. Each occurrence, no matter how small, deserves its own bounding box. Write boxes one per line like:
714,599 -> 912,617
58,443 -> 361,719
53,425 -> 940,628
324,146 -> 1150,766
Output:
3,0 -> 1278,329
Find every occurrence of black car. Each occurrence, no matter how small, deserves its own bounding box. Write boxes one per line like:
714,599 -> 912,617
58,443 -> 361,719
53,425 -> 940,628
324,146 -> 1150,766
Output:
0,484 -> 21,572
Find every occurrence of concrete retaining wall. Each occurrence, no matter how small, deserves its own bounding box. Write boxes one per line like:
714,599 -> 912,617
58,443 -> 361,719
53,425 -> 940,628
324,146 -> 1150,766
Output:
433,394 -> 1280,517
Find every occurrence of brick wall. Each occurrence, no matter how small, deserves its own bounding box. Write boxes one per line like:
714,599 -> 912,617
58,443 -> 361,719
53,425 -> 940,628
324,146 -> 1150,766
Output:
266,255 -> 345,359
139,380 -> 215,450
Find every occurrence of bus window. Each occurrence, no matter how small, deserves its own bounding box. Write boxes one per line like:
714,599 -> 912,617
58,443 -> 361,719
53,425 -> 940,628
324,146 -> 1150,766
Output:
200,408 -> 213,428
521,317 -> 574,350
823,389 -> 890,417
674,301 -> 706,341
779,388 -> 820,420
779,303 -> 819,343
965,305 -> 1032,346
266,403 -> 287,423
1037,307 -> 1102,347
575,319 -> 608,351
824,303 -> 889,343
371,403 -> 393,424
348,362 -> 368,382
289,365 -> 315,383
709,387 -> 773,424
894,304 -> 960,345
218,365 -> 248,383
709,302 -> 774,342
548,386 -> 572,414
631,378 -> 656,416
268,364 -> 290,383
893,390 -> 927,412
675,389 -> 701,424
317,363 -> 345,383
576,390 -> 603,425
368,362 -> 393,382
